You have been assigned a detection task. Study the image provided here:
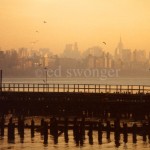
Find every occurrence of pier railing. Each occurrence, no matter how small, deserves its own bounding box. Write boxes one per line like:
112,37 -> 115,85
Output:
1,83 -> 150,94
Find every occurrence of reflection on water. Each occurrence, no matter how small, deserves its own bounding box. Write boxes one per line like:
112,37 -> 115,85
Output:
1,129 -> 150,150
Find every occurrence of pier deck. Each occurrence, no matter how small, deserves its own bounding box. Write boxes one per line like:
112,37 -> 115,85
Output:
1,83 -> 150,93
1,83 -> 150,118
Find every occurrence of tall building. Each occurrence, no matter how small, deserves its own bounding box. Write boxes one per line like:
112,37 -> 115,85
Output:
115,37 -> 124,60
82,46 -> 103,58
0,51 -> 5,69
133,49 -> 146,63
62,42 -> 80,59
18,48 -> 29,58
115,37 -> 132,62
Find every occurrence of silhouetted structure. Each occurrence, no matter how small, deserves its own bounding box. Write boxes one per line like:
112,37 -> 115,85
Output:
31,119 -> 35,138
8,117 -> 15,142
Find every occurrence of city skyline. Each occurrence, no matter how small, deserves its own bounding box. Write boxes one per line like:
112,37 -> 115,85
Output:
0,0 -> 150,53
0,38 -> 149,57
0,37 -> 149,79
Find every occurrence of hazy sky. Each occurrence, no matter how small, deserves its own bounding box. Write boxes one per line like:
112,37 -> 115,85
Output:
0,0 -> 150,53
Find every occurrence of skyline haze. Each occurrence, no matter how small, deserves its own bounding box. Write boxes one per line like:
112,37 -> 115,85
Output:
0,0 -> 150,53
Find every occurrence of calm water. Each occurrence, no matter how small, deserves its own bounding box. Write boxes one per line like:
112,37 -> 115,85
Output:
3,77 -> 150,85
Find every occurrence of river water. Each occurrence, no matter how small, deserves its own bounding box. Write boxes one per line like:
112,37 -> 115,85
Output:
3,77 -> 150,85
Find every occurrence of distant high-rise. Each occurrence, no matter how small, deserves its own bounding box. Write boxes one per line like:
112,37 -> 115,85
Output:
115,37 -> 124,60
62,42 -> 80,59
18,48 -> 28,58
82,46 -> 103,58
133,49 -> 146,63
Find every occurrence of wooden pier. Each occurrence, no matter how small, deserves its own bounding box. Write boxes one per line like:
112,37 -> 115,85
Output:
1,116 -> 150,147
1,83 -> 150,147
0,83 -> 150,119
1,83 -> 150,93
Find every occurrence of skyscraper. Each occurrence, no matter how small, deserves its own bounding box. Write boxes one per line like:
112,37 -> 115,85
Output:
115,37 -> 124,60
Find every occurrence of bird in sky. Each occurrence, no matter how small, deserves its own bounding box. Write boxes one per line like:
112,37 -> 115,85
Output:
102,42 -> 106,45
36,30 -> 39,33
43,21 -> 47,23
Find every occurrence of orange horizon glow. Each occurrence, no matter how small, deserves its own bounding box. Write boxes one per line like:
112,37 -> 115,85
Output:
0,0 -> 150,54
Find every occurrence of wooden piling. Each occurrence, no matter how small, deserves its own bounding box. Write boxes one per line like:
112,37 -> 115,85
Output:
142,123 -> 147,142
40,118 -> 44,135
8,117 -> 15,141
132,123 -> 137,144
64,117 -> 69,143
31,119 -> 35,138
43,121 -> 48,144
18,116 -> 24,138
50,117 -> 58,144
0,116 -> 5,136
98,121 -> 103,144
73,117 -> 79,144
123,123 -> 128,144
148,120 -> 150,142
106,121 -> 111,141
88,122 -> 93,145
114,119 -> 120,147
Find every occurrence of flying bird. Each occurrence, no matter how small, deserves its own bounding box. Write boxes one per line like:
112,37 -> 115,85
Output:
102,42 -> 106,45
36,30 -> 39,33
43,21 -> 47,23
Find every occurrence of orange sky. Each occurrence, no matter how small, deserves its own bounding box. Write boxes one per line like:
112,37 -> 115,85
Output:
0,0 -> 150,54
